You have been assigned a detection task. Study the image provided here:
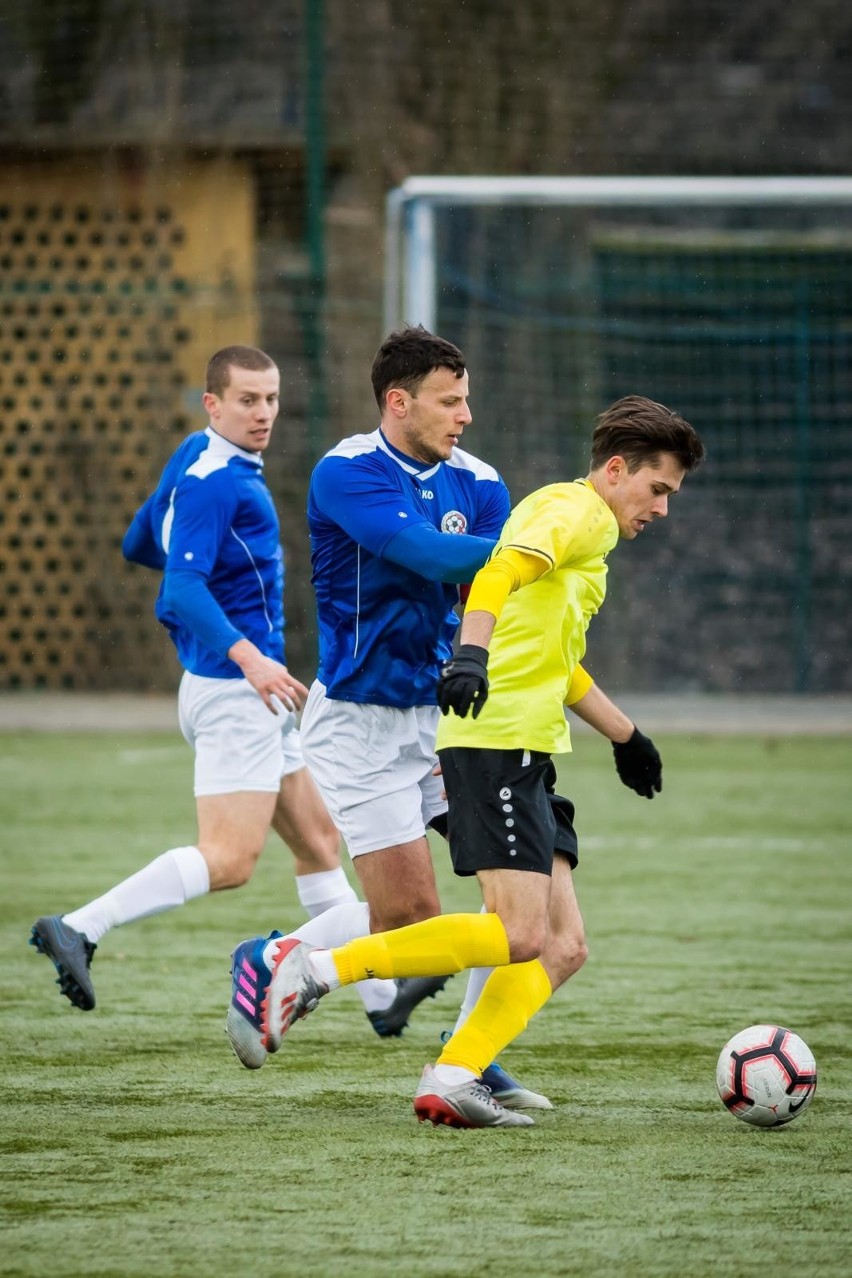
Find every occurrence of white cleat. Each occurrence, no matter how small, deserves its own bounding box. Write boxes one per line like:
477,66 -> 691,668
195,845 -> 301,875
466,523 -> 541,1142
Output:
413,1064 -> 535,1129
262,938 -> 329,1052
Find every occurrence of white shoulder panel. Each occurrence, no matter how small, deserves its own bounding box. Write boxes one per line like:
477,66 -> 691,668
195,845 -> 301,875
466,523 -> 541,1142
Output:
185,449 -> 230,480
445,446 -> 501,484
325,431 -> 381,460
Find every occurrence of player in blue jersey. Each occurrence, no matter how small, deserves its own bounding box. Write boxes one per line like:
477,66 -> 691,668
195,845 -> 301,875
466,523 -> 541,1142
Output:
226,326 -> 555,1103
31,345 -> 396,1038
299,328 -> 506,924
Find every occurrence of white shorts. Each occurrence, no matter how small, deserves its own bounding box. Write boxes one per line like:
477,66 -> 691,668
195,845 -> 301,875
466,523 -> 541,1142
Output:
299,680 -> 447,858
178,672 -> 304,797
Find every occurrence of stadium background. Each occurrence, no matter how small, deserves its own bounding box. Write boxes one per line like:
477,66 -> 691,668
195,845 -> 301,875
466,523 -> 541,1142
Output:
1,0 -> 851,694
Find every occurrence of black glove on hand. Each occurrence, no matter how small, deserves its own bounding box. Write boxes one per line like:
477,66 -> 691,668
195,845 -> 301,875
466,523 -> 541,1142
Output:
612,726 -> 662,799
437,644 -> 489,719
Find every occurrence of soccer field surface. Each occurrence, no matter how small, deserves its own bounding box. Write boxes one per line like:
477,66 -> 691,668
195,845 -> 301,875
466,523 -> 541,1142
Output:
2,731 -> 850,1278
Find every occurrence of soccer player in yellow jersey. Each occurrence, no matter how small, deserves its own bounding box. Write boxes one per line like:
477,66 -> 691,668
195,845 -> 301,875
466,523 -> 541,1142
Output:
261,395 -> 705,1128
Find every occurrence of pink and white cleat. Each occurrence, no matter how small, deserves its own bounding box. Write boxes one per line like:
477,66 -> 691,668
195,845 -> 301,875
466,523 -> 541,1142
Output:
262,938 -> 329,1052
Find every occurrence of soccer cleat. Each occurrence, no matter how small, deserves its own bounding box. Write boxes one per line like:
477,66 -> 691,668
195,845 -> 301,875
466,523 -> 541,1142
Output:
413,1064 -> 534,1129
439,1029 -> 553,1110
225,931 -> 281,1070
30,915 -> 97,1011
367,975 -> 453,1038
262,938 -> 329,1052
480,1060 -> 553,1111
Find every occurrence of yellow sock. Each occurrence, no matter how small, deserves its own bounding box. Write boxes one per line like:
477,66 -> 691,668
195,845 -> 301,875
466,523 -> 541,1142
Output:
331,913 -> 510,986
437,960 -> 553,1077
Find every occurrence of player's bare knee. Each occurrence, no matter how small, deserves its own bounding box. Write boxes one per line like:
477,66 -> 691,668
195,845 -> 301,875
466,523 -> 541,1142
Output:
505,922 -> 547,964
203,846 -> 262,891
548,933 -> 588,983
568,935 -> 589,974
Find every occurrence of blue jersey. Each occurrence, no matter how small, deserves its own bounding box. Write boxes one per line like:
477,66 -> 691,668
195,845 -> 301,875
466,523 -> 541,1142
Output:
309,428 -> 510,708
123,427 -> 284,679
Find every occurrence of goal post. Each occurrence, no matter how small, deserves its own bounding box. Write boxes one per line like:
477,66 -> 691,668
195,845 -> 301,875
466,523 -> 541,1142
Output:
383,177 -> 852,693
385,176 -> 852,331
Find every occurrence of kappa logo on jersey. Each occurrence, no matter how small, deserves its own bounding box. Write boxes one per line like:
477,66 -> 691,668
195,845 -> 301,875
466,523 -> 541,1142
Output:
441,510 -> 468,535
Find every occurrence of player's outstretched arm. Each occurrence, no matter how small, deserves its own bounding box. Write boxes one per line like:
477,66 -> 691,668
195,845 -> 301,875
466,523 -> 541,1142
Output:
227,639 -> 308,715
566,680 -> 662,799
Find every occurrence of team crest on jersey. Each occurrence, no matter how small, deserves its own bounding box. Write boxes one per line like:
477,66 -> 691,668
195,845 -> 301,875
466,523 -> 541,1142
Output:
441,510 -> 467,535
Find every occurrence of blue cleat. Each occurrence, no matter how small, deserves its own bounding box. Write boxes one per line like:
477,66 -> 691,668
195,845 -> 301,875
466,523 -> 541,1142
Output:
480,1061 -> 553,1111
225,931 -> 280,1069
31,915 -> 97,1011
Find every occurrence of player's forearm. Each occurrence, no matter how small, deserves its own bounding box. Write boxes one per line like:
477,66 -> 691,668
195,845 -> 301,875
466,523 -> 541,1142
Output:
228,638 -> 308,712
228,638 -> 277,686
382,524 -> 496,583
227,637 -> 261,673
458,609 -> 498,650
567,682 -> 634,744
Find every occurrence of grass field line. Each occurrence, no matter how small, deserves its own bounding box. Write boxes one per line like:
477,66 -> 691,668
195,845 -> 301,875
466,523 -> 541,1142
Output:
2,690 -> 852,733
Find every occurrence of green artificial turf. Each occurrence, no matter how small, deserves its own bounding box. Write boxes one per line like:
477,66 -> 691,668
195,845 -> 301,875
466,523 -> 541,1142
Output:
1,731 -> 850,1277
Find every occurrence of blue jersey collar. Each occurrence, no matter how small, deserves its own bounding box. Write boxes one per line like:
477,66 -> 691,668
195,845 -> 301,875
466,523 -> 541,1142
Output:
204,425 -> 264,467
376,428 -> 442,482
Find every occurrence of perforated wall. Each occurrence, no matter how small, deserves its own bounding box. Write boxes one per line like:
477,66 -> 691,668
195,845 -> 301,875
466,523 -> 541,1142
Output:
0,159 -> 257,690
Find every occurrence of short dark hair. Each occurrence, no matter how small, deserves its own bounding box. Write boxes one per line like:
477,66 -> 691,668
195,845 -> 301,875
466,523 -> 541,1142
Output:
590,395 -> 705,473
371,325 -> 466,409
206,345 -> 277,397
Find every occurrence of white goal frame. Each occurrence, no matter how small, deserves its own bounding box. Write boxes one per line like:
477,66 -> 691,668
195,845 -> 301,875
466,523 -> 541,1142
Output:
383,175 -> 852,332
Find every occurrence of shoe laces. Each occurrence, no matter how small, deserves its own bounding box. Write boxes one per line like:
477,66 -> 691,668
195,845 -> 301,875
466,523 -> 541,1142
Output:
468,1079 -> 502,1110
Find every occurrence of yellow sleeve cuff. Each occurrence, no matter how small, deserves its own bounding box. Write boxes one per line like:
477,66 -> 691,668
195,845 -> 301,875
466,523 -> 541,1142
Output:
565,664 -> 594,706
465,548 -> 548,619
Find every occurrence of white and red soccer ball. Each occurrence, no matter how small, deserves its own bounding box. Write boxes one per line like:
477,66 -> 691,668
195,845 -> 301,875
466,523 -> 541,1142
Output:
716,1024 -> 817,1127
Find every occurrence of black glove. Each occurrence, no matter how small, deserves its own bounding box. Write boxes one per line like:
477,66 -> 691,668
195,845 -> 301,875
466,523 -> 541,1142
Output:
437,644 -> 489,719
612,726 -> 662,799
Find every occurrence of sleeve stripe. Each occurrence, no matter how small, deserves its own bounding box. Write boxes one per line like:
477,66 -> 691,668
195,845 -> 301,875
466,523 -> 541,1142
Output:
502,541 -> 554,567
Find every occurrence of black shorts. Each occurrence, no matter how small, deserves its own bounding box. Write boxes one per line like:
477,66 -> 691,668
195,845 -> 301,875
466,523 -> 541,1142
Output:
438,746 -> 579,877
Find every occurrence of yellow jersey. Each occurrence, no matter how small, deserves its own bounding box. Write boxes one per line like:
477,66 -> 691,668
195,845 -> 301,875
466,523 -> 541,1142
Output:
436,479 -> 618,754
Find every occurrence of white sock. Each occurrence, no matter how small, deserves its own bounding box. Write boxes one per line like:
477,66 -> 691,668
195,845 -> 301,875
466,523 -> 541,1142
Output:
296,867 -> 357,918
261,904 -> 393,1010
453,966 -> 494,1033
62,846 -> 210,944
288,896 -> 396,1015
289,901 -> 371,949
434,1064 -> 477,1087
262,908 -> 349,996
307,948 -> 342,991
452,904 -> 493,1033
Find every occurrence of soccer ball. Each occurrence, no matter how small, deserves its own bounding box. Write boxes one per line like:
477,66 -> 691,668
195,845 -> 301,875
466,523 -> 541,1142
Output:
716,1025 -> 817,1127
